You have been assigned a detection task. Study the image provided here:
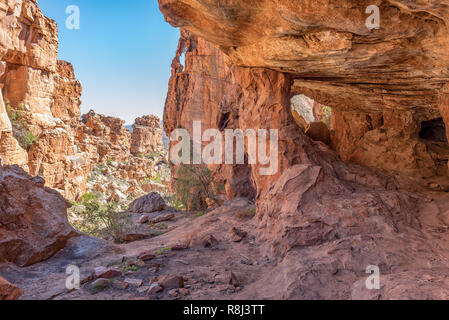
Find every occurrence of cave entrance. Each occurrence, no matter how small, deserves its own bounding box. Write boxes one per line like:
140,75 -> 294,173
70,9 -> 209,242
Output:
419,118 -> 448,143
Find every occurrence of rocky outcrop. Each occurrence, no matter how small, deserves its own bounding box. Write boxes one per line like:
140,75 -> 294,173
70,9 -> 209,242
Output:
159,0 -> 449,299
0,0 -> 165,200
80,110 -> 132,164
159,0 -> 449,113
159,0 -> 449,182
0,165 -> 77,267
164,30 -> 256,199
131,115 -> 164,156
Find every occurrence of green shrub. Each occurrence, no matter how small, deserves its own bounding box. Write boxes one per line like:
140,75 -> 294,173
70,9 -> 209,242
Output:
6,103 -> 38,150
196,211 -> 206,217
145,152 -> 161,161
175,163 -> 223,211
69,193 -> 134,243
20,131 -> 37,150
321,106 -> 332,128
154,246 -> 172,256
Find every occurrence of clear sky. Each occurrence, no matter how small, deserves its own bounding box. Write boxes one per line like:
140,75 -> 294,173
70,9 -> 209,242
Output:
39,0 -> 180,124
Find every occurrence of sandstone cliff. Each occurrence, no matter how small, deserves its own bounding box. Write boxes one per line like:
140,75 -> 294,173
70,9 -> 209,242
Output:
158,0 -> 449,299
0,0 -> 165,199
159,0 -> 449,182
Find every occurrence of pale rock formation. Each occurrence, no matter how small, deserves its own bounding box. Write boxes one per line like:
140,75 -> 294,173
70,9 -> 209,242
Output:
290,94 -> 316,129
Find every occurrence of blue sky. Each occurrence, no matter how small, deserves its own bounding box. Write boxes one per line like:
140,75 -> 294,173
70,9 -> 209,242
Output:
39,0 -> 180,124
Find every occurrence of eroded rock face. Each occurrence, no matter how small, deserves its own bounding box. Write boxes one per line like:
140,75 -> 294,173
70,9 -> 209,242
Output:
331,108 -> 448,179
159,0 -> 449,182
80,110 -> 131,163
0,0 -> 87,198
159,0 -> 449,112
159,1 -> 449,299
131,115 -> 164,156
0,165 -> 78,267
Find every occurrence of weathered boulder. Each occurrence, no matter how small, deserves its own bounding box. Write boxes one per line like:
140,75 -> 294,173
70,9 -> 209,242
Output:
128,192 -> 167,213
0,165 -> 78,266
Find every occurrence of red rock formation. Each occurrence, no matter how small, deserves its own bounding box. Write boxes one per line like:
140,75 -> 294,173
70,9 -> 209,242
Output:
159,1 -> 449,299
130,115 -> 164,156
164,30 -> 256,199
0,276 -> 22,300
0,1 -> 164,199
0,165 -> 77,267
0,0 -> 89,198
80,110 -> 131,163
159,0 -> 449,113
159,0 -> 449,182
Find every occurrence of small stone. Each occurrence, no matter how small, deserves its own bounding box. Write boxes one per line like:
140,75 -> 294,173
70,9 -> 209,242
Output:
112,280 -> 129,290
202,235 -> 218,248
0,276 -> 23,300
93,267 -> 122,279
230,227 -> 247,242
123,233 -> 149,242
128,192 -> 167,213
147,282 -> 163,295
150,213 -> 175,224
178,288 -> 190,296
168,288 -> 179,297
159,275 -> 184,290
170,242 -> 189,251
124,278 -> 143,287
217,284 -> 236,293
215,272 -> 240,287
137,286 -> 150,294
138,251 -> 156,261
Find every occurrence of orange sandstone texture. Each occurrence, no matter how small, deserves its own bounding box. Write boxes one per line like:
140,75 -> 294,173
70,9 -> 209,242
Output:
0,276 -> 23,300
